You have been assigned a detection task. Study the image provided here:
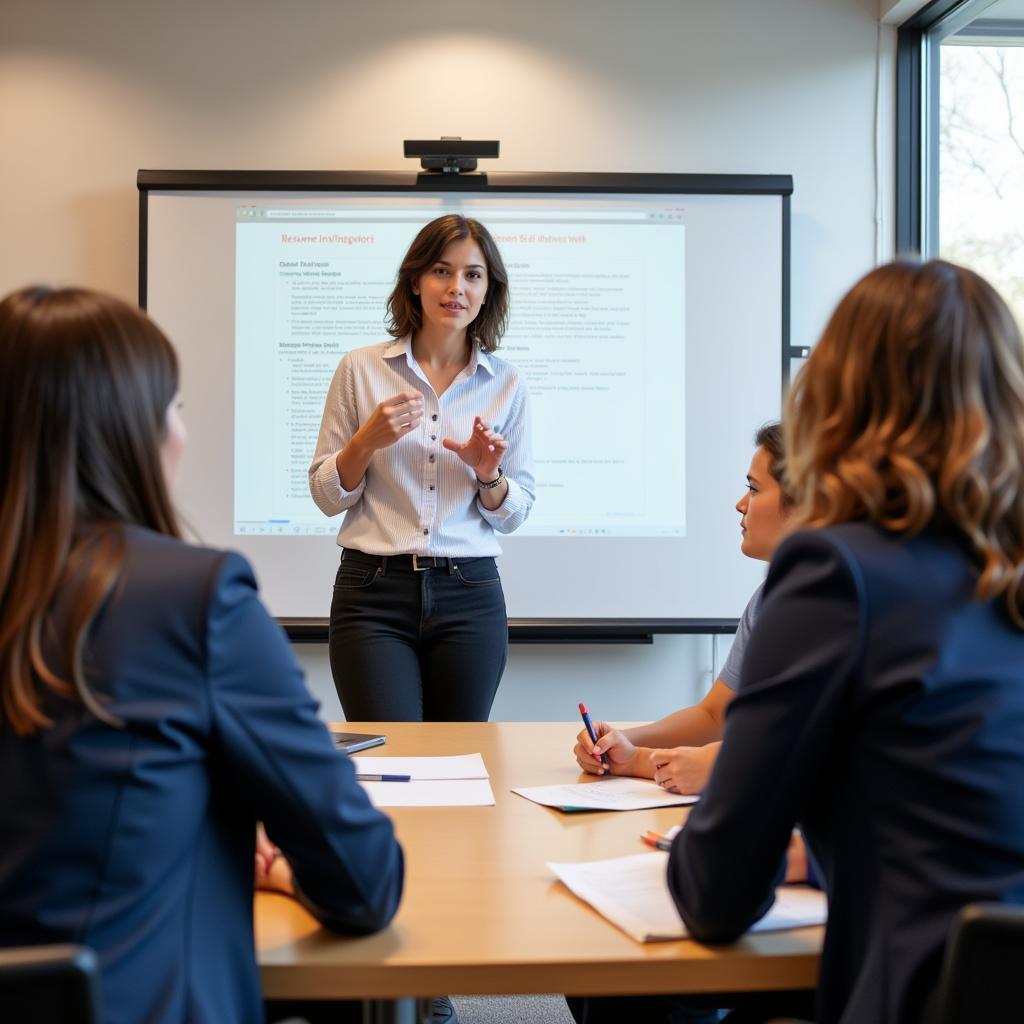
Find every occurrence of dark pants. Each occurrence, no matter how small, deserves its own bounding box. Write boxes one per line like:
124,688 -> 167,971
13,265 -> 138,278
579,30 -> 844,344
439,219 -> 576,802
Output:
328,550 -> 509,722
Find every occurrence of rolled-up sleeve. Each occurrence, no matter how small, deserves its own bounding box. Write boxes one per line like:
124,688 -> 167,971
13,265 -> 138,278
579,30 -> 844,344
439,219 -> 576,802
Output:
309,356 -> 367,518
477,379 -> 534,534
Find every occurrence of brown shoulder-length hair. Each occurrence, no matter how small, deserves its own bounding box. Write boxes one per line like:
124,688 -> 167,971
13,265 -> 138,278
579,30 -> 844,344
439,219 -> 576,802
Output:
784,259 -> 1024,626
0,286 -> 181,735
385,214 -> 510,352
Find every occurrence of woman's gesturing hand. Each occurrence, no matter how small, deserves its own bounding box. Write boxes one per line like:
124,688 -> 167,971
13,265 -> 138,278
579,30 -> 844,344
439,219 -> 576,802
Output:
337,390 -> 423,491
442,416 -> 508,481
354,391 -> 424,452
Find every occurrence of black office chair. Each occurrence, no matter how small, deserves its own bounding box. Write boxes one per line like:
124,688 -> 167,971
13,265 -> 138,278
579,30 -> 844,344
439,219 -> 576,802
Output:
934,902 -> 1024,1024
0,944 -> 102,1023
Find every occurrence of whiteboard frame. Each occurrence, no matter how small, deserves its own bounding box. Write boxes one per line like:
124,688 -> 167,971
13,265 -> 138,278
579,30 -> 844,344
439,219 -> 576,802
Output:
138,169 -> 794,643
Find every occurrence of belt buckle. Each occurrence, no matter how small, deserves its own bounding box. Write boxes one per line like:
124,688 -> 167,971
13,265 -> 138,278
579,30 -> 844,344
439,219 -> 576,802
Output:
412,554 -> 431,572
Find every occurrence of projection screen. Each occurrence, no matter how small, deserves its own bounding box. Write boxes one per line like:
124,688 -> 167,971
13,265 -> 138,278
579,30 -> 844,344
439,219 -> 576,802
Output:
139,171 -> 793,640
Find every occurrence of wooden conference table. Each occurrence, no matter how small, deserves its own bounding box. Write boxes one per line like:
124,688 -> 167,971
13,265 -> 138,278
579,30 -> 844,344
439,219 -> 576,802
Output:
256,722 -> 821,1012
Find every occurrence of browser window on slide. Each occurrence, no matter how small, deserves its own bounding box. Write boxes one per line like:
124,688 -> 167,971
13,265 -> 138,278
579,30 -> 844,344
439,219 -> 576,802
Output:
232,196 -> 687,540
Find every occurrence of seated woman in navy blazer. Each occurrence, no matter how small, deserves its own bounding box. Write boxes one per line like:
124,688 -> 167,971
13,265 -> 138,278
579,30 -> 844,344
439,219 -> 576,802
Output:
672,260 -> 1024,1023
0,286 -> 404,1024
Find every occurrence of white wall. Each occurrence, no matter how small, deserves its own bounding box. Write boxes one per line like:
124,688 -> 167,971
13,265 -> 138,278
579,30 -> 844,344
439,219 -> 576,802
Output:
879,0 -> 931,24
1,0 -> 894,722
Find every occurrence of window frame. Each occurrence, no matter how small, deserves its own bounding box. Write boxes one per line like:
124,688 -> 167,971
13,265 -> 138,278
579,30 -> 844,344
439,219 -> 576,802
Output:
894,0 -> 1004,254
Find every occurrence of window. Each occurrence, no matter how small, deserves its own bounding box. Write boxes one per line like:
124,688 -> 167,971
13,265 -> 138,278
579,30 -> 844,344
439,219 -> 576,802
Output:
897,0 -> 1024,324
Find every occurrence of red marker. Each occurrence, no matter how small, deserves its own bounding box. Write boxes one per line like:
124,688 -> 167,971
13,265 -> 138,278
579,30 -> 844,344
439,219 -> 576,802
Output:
640,831 -> 672,852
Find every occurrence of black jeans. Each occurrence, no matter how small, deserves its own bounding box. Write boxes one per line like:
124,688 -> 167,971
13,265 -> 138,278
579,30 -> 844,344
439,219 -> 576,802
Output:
328,550 -> 509,722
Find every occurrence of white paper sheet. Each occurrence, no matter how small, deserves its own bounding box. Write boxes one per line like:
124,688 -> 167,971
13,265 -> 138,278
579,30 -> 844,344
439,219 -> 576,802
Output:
360,778 -> 496,807
351,753 -> 489,780
549,852 -> 827,943
513,777 -> 698,811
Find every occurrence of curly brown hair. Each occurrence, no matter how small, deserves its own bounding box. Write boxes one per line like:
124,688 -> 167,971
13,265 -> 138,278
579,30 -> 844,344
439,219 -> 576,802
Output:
784,259 -> 1024,626
386,214 -> 509,352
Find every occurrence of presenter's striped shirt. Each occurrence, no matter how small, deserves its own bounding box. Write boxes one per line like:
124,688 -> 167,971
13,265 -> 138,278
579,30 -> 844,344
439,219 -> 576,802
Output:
309,336 -> 534,557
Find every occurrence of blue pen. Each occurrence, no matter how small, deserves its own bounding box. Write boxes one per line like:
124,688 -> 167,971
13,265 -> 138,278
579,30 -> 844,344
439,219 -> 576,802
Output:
578,702 -> 608,767
355,774 -> 412,782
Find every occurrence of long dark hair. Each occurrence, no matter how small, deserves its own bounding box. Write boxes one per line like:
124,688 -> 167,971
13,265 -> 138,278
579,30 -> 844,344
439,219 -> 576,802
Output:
386,214 -> 510,352
0,286 -> 181,734
785,259 -> 1024,626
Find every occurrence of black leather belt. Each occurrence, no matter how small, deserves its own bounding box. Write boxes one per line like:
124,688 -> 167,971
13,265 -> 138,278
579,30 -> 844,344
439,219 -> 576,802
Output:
341,550 -> 488,573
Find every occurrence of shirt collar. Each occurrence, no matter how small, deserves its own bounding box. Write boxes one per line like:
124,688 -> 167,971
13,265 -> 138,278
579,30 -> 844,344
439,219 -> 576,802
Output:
383,335 -> 414,362
473,346 -> 496,377
383,334 -> 496,378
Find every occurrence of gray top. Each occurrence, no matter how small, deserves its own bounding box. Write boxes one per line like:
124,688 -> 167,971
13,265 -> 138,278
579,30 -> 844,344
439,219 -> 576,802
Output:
718,582 -> 765,689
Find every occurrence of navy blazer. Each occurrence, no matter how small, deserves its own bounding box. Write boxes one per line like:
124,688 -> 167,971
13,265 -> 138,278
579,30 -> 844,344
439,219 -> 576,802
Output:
0,527 -> 403,1024
671,523 -> 1024,1024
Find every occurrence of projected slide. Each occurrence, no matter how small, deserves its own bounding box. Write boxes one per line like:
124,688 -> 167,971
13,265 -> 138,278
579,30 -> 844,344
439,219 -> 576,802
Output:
233,197 -> 686,538
143,176 -> 787,621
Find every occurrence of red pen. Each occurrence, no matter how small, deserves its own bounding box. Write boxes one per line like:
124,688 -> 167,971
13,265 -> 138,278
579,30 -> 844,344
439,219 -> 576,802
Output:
578,702 -> 608,767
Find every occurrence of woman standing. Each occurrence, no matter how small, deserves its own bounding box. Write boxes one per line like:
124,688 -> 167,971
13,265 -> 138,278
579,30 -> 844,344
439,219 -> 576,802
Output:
309,214 -> 534,722
672,260 -> 1024,1024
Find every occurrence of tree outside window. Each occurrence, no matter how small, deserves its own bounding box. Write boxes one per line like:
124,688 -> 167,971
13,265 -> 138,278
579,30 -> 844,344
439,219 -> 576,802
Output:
939,14 -> 1024,326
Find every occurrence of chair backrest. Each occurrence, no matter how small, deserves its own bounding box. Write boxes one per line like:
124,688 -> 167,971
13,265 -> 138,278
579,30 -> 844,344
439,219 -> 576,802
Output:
0,945 -> 102,1024
934,902 -> 1024,1024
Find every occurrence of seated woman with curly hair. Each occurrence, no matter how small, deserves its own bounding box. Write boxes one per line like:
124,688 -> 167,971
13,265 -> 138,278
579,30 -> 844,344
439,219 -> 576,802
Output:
673,260 -> 1024,1024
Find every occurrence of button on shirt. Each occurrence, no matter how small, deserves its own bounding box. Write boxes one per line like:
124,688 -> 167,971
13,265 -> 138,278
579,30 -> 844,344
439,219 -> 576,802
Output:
308,336 -> 535,557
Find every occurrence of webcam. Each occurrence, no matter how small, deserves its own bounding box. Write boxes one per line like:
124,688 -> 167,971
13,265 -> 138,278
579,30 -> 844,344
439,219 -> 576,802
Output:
404,138 -> 499,181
